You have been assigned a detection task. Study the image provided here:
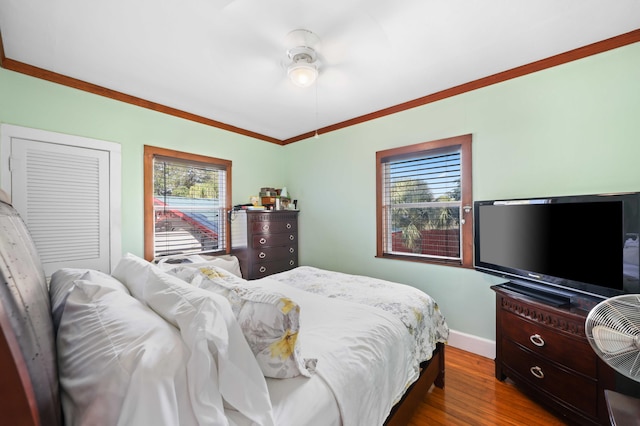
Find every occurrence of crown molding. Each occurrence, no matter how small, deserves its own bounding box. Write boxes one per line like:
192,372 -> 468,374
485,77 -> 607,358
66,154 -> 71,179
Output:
1,29 -> 639,146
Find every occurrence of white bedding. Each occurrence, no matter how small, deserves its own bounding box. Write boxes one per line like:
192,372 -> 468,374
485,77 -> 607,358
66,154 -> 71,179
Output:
54,255 -> 448,426
187,273 -> 417,426
170,262 -> 449,426
268,266 -> 450,364
253,278 -> 416,425
228,375 -> 340,426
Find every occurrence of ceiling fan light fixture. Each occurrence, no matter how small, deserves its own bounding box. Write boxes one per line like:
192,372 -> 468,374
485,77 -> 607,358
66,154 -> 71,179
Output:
288,60 -> 318,87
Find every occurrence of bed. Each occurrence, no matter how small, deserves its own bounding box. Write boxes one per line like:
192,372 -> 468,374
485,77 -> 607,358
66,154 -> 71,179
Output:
0,198 -> 448,426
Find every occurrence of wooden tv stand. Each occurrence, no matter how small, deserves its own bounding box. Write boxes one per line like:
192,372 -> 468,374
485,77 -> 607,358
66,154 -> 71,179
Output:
492,284 -> 616,425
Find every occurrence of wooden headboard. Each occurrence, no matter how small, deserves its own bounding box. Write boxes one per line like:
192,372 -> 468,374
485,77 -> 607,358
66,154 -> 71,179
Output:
0,200 -> 61,425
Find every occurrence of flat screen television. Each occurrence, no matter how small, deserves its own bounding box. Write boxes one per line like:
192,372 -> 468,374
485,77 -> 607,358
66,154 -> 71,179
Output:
474,192 -> 640,303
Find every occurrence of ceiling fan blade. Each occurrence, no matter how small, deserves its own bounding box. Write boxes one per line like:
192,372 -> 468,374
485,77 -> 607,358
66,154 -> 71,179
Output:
317,6 -> 391,67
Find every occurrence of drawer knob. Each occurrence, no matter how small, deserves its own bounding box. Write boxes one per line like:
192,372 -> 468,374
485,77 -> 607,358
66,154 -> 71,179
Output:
259,237 -> 267,245
286,223 -> 292,229
259,266 -> 267,273
530,366 -> 544,379
259,252 -> 266,259
289,247 -> 295,253
530,334 -> 545,347
289,234 -> 294,240
289,260 -> 295,266
263,224 -> 270,231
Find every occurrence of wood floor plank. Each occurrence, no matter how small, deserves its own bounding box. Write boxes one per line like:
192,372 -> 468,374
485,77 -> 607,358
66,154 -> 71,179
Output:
408,346 -> 569,426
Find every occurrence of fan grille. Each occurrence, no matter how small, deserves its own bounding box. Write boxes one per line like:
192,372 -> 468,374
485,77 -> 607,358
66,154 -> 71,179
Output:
586,294 -> 640,381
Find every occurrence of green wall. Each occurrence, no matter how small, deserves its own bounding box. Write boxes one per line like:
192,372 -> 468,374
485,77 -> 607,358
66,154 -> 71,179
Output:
1,42 -> 638,343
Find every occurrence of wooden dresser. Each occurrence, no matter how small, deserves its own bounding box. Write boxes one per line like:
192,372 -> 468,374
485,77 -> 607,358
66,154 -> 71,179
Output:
492,284 -> 616,425
231,210 -> 299,279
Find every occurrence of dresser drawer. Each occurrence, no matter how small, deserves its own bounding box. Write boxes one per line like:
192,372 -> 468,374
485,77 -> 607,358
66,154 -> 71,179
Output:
502,339 -> 598,417
249,246 -> 296,263
250,220 -> 297,234
501,310 -> 596,377
250,258 -> 298,279
251,233 -> 296,248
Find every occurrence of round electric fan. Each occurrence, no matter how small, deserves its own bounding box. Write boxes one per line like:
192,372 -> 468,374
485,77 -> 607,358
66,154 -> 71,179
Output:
585,294 -> 640,382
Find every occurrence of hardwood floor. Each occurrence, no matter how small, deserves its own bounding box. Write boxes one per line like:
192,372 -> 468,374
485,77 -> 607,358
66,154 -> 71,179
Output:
408,346 -> 569,425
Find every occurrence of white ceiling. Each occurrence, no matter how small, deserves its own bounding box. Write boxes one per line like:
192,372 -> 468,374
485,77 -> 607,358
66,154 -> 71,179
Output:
1,0 -> 639,142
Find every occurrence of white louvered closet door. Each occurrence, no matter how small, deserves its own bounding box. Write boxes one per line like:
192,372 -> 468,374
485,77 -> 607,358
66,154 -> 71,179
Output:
10,138 -> 111,277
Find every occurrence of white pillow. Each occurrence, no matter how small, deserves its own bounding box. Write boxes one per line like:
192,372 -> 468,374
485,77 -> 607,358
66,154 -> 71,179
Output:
116,254 -> 315,379
170,265 -> 316,379
115,255 -> 275,425
168,264 -> 246,297
156,254 -> 243,278
111,252 -> 154,300
49,268 -> 129,329
55,279 -> 198,426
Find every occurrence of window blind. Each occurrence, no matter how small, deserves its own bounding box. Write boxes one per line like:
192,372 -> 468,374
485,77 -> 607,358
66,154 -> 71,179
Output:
382,147 -> 462,260
153,156 -> 227,258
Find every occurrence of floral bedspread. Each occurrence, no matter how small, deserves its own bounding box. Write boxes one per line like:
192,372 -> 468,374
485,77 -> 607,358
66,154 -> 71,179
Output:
267,266 -> 449,363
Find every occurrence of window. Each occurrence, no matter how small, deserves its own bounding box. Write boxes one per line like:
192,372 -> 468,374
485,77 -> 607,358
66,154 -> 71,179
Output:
144,146 -> 231,261
376,134 -> 472,267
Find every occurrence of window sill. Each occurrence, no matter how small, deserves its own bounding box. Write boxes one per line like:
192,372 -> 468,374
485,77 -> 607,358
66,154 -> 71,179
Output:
376,253 -> 472,269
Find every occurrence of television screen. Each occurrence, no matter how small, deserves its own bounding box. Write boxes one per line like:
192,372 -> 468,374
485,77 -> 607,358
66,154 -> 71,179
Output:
474,193 -> 640,299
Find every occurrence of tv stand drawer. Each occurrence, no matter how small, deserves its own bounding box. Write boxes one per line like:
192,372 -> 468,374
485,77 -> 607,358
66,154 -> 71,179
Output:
502,339 -> 598,417
500,309 -> 596,377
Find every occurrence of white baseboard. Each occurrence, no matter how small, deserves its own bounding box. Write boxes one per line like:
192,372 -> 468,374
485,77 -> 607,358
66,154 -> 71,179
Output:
447,329 -> 496,360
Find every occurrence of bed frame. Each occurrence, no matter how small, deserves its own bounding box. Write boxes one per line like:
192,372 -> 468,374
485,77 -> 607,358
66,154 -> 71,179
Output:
385,342 -> 445,426
0,199 -> 444,425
